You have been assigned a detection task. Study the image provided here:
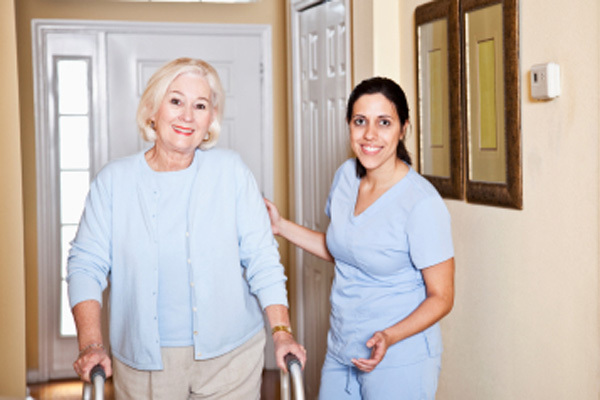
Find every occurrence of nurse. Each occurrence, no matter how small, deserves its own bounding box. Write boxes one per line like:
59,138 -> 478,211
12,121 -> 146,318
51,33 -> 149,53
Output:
264,77 -> 455,399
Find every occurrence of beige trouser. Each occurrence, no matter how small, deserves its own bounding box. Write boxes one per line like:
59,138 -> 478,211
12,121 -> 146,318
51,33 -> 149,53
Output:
113,329 -> 265,400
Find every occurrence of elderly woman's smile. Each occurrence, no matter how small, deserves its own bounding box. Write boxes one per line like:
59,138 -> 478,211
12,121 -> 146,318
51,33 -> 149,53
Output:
153,72 -> 214,156
172,124 -> 194,136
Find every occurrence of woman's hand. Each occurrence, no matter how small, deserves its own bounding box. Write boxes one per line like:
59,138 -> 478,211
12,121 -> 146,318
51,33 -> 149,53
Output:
265,305 -> 307,372
73,344 -> 112,383
71,300 -> 112,382
351,258 -> 455,373
272,331 -> 307,372
263,199 -> 333,262
263,198 -> 283,235
351,330 -> 391,373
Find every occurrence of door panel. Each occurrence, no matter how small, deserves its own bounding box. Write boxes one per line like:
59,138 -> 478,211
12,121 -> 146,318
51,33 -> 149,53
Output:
106,32 -> 267,192
296,2 -> 349,397
33,20 -> 273,380
105,30 -> 277,369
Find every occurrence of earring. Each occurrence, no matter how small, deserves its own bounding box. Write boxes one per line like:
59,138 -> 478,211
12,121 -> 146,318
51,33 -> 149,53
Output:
147,120 -> 156,130
203,132 -> 211,142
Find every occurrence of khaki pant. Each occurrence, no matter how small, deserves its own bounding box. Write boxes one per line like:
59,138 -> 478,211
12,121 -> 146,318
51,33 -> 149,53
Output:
113,329 -> 265,400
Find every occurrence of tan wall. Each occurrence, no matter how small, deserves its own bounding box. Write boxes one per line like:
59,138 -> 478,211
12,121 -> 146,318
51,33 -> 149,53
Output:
394,0 -> 598,398
351,0 -> 374,83
0,0 -> 27,397
15,0 -> 289,371
13,0 -> 600,397
351,0 -> 401,85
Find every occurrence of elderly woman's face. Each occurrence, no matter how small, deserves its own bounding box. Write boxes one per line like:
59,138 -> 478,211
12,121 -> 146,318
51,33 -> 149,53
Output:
153,72 -> 214,155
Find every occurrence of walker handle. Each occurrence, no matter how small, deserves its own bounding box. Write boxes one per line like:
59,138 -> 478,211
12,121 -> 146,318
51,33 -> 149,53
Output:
281,353 -> 305,400
82,364 -> 105,400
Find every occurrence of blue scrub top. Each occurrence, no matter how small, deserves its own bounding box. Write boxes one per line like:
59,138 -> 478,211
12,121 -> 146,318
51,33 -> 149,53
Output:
324,159 -> 454,367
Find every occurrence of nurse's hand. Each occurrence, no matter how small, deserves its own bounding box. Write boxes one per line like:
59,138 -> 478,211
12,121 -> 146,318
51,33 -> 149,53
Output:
264,198 -> 283,235
351,331 -> 390,372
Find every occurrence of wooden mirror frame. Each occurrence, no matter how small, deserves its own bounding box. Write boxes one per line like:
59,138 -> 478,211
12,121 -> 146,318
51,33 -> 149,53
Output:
415,0 -> 463,200
462,0 -> 521,209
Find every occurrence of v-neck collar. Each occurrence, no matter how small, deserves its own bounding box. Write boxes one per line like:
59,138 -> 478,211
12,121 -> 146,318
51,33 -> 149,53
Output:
351,167 -> 414,222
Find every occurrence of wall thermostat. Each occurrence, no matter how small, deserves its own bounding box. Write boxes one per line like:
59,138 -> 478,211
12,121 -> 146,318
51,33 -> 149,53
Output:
531,62 -> 560,100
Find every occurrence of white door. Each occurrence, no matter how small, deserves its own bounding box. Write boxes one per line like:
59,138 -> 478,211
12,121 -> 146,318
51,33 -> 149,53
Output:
105,31 -> 270,193
32,20 -> 273,380
290,1 -> 351,398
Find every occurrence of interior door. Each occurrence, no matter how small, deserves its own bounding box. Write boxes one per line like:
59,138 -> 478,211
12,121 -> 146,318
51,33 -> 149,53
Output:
106,31 -> 268,192
105,30 -> 280,369
33,20 -> 274,380
292,1 -> 350,398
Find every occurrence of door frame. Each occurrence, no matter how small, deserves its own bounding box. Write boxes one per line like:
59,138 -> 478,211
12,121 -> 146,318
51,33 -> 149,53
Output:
288,0 -> 351,347
31,19 -> 273,382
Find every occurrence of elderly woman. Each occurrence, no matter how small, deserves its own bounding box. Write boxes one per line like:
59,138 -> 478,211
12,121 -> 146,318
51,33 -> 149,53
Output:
68,57 -> 305,399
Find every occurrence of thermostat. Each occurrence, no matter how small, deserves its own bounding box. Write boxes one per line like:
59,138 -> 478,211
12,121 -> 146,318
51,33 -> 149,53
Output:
531,62 -> 560,100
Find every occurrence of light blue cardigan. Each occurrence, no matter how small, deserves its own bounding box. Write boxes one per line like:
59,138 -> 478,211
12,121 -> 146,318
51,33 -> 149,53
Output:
67,148 -> 288,370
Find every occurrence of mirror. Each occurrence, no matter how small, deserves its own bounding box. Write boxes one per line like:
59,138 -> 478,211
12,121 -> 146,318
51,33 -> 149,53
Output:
415,0 -> 463,199
462,0 -> 521,209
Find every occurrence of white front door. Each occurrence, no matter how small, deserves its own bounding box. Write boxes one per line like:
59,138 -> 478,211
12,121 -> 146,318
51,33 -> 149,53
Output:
32,20 -> 273,380
290,1 -> 351,397
105,30 -> 271,194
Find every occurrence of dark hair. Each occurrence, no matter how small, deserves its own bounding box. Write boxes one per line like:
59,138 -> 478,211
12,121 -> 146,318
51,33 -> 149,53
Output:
346,77 -> 411,177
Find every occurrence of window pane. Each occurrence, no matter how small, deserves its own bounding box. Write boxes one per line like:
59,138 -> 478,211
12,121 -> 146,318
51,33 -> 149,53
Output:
59,116 -> 90,169
60,171 -> 89,224
57,60 -> 89,115
60,224 -> 78,337
60,280 -> 76,337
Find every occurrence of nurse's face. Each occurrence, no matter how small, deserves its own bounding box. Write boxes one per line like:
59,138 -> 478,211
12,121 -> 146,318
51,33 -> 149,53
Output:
349,93 -> 406,174
153,72 -> 214,156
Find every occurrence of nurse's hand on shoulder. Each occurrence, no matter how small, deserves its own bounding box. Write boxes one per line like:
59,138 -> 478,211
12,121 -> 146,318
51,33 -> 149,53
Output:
351,330 -> 390,373
264,198 -> 282,235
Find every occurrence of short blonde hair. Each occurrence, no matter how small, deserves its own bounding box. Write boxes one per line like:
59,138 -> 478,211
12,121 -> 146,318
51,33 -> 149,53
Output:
136,58 -> 225,150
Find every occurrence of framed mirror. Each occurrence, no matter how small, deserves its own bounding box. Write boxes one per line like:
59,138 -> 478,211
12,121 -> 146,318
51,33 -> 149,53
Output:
462,0 -> 521,209
415,0 -> 463,199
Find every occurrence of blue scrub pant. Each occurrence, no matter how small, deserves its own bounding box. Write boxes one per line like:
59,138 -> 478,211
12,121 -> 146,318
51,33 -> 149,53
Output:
318,353 -> 441,400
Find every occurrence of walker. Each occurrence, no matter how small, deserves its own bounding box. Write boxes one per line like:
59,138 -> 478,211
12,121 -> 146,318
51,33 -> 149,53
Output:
82,353 -> 305,399
280,353 -> 305,400
82,364 -> 105,400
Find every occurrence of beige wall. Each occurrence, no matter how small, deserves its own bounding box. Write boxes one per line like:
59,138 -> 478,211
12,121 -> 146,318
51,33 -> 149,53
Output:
15,0 -> 289,371
352,0 -> 401,85
10,0 -> 600,397
0,0 -> 27,397
393,0 -> 599,398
